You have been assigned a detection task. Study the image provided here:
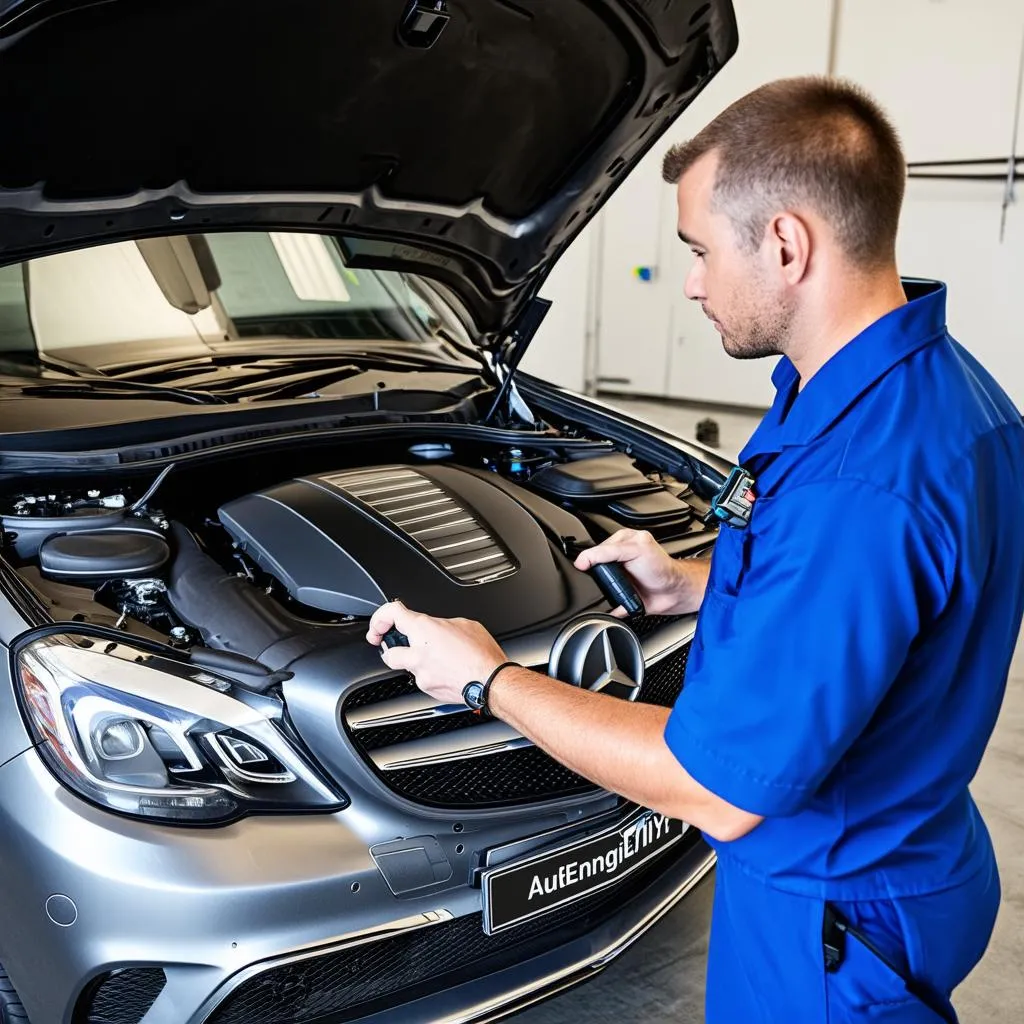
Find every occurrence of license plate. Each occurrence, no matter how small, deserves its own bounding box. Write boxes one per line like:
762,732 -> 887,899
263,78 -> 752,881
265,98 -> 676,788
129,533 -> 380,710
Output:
481,809 -> 686,935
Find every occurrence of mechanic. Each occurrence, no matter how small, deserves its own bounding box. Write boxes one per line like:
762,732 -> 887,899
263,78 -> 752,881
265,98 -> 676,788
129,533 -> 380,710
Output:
367,77 -> 1024,1023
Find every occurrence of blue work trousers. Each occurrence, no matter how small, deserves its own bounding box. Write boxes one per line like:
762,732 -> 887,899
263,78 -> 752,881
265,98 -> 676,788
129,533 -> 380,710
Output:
706,855 -> 1000,1022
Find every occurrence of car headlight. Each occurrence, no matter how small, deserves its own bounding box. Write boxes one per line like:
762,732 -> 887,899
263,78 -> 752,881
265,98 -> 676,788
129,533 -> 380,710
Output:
15,633 -> 346,824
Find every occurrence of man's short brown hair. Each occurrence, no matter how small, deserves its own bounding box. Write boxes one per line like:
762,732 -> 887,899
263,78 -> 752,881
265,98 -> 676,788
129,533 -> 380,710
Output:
663,76 -> 905,267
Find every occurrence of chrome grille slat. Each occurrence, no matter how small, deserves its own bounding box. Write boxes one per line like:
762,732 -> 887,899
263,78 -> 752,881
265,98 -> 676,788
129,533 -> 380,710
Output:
371,722 -> 533,771
347,693 -> 468,730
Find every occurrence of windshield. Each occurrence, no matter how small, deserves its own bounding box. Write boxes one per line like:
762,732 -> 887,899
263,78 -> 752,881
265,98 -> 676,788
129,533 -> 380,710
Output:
0,231 -> 445,363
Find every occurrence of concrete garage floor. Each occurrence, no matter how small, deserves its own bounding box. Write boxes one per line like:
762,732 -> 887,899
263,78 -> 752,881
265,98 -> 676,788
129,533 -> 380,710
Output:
515,396 -> 1024,1022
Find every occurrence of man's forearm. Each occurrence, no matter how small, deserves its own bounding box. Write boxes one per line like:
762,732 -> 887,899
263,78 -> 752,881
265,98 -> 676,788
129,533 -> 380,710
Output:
365,553 -> 748,837
487,665 -> 761,841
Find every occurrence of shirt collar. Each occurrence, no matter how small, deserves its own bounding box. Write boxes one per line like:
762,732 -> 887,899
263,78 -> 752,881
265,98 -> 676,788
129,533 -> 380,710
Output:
741,279 -> 948,463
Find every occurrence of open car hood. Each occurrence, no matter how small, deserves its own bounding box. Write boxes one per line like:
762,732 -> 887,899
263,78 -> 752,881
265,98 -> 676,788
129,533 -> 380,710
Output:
0,0 -> 737,342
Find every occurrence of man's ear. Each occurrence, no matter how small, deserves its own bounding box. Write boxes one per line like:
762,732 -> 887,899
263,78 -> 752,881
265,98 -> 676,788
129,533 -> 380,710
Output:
767,212 -> 812,284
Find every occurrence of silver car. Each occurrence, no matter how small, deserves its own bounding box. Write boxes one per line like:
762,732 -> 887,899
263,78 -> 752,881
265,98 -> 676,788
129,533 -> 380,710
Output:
0,1 -> 738,1021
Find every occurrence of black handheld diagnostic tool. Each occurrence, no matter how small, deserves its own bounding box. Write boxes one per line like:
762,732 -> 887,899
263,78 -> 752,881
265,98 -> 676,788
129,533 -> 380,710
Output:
563,537 -> 645,617
381,627 -> 410,650
592,560 -> 645,616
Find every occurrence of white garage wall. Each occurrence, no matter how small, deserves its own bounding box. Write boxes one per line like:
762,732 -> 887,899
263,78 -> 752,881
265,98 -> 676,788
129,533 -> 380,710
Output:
658,0 -> 835,407
526,0 -> 1024,410
521,221 -> 595,393
529,0 -> 834,404
835,0 -> 1024,409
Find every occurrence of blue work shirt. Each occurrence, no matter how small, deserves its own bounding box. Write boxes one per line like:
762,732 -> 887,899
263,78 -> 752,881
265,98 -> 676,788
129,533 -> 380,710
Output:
665,279 -> 1024,901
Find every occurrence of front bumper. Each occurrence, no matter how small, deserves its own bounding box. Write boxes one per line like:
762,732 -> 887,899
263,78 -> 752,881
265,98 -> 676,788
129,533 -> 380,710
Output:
0,748 -> 713,1024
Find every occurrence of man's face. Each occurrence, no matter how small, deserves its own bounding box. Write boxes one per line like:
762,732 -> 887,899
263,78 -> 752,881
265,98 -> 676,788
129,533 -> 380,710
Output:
675,151 -> 793,360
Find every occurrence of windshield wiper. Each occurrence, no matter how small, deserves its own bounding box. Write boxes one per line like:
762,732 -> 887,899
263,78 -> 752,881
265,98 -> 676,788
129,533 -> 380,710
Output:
114,348 -> 483,384
22,380 -> 227,405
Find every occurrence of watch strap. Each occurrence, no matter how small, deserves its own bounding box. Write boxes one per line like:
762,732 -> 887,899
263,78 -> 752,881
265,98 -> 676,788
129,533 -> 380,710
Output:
465,661 -> 521,717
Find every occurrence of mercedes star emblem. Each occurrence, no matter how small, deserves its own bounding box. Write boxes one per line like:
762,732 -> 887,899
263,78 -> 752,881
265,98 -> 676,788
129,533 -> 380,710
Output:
547,615 -> 645,701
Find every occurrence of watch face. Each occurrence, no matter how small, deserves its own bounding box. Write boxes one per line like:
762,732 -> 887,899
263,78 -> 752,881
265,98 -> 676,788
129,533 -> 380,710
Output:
464,681 -> 485,709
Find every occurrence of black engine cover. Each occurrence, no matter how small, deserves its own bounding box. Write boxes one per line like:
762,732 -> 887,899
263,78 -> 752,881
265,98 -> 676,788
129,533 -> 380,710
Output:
218,464 -> 576,624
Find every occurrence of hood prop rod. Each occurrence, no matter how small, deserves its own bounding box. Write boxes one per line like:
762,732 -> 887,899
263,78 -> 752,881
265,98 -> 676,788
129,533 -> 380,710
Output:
482,297 -> 551,426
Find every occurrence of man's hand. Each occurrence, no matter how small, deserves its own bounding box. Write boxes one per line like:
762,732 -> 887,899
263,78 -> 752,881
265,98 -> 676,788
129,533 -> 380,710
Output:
366,600 -> 507,705
574,530 -> 710,617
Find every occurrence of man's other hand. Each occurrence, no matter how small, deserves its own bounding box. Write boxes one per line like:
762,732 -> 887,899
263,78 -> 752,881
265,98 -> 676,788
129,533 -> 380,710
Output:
366,601 -> 507,705
573,529 -> 710,617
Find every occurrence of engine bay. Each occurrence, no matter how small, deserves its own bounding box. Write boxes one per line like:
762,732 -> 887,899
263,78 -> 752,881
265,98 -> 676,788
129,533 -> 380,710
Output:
0,437 -> 716,671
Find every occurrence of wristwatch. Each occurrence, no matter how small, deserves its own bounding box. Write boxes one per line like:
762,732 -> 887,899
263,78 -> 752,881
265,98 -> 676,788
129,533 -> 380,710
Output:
462,662 -> 520,718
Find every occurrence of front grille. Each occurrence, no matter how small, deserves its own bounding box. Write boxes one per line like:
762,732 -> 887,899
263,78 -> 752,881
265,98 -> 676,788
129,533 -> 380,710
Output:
207,830 -> 701,1024
73,968 -> 166,1024
640,643 -> 691,707
343,643 -> 690,808
342,675 -> 415,709
357,702 -> 490,751
385,744 -> 600,807
628,611 -> 681,639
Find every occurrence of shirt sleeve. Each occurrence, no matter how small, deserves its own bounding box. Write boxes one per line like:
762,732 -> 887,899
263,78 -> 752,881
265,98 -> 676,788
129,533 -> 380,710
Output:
664,478 -> 953,817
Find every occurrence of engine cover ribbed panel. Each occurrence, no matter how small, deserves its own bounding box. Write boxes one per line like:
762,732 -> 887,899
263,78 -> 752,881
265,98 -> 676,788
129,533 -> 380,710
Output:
319,467 -> 517,584
216,464 -> 569,623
